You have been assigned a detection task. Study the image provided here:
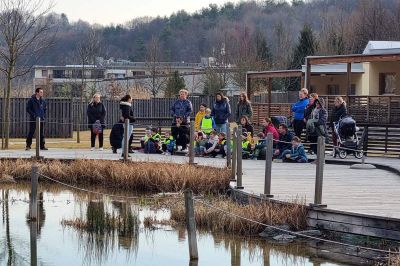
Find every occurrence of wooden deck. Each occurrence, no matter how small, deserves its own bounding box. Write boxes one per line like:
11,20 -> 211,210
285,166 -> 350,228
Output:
0,149 -> 399,219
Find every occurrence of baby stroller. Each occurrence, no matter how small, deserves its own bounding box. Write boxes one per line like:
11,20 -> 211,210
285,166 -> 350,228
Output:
333,116 -> 363,159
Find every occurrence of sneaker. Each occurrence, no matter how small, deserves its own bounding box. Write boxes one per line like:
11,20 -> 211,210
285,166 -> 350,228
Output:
99,147 -> 103,151
181,148 -> 189,153
90,147 -> 95,151
25,146 -> 31,151
40,147 -> 48,151
177,146 -> 182,151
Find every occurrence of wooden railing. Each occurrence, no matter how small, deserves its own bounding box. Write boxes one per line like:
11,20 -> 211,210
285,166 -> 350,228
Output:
253,95 -> 400,126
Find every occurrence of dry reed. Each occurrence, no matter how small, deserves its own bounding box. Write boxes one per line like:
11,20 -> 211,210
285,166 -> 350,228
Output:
170,196 -> 308,235
0,159 -> 230,193
389,255 -> 400,266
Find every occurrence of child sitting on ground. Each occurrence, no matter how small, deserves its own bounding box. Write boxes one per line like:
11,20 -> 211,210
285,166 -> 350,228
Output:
251,132 -> 267,160
204,130 -> 219,157
194,131 -> 207,156
215,132 -> 227,158
140,127 -> 151,149
200,108 -> 216,136
144,128 -> 162,154
280,136 -> 308,163
241,132 -> 252,159
161,131 -> 175,155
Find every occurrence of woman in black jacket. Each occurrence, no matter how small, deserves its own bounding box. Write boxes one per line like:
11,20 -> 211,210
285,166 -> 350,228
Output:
87,93 -> 106,151
119,94 -> 135,155
331,97 -> 347,147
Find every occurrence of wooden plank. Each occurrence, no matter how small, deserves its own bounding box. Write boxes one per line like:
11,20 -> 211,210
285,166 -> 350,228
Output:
307,218 -> 400,240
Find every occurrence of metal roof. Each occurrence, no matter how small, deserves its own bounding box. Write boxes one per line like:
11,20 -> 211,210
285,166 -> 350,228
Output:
363,41 -> 400,55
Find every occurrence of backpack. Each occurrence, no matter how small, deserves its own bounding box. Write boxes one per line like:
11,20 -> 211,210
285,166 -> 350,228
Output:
92,120 -> 103,135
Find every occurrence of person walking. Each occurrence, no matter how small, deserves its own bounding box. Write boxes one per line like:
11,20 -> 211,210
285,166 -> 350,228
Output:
291,88 -> 309,138
211,92 -> 231,134
119,94 -> 135,156
170,89 -> 193,124
235,92 -> 253,123
26,88 -> 47,150
87,93 -> 106,151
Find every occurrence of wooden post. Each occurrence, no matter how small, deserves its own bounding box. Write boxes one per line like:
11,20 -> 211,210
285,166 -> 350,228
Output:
262,133 -> 274,198
123,119 -> 129,161
305,58 -> 311,91
246,75 -> 252,99
189,123 -> 195,165
184,190 -> 198,261
226,122 -> 231,168
35,117 -> 41,160
313,136 -> 326,207
30,221 -> 38,266
29,165 -> 39,221
267,78 -> 272,118
346,62 -> 352,97
235,126 -> 244,189
231,127 -> 237,181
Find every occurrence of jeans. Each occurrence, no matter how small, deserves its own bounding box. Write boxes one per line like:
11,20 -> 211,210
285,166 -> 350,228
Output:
215,123 -> 227,134
121,124 -> 133,153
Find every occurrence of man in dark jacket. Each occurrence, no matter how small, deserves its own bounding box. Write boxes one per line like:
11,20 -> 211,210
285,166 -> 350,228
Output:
26,88 -> 47,150
274,124 -> 294,158
170,89 -> 193,124
171,116 -> 190,152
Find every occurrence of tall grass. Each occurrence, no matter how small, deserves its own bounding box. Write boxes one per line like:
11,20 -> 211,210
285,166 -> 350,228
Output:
0,159 -> 230,193
170,196 -> 308,235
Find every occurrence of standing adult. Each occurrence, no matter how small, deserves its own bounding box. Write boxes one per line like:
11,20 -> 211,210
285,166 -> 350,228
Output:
291,88 -> 309,138
26,88 -> 47,151
170,89 -> 193,124
120,94 -> 135,156
87,93 -> 106,151
211,92 -> 231,133
235,92 -> 253,123
304,93 -> 319,122
330,97 -> 347,147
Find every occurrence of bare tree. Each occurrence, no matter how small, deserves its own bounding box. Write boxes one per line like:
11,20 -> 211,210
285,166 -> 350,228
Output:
0,0 -> 54,149
75,28 -> 101,143
144,36 -> 167,97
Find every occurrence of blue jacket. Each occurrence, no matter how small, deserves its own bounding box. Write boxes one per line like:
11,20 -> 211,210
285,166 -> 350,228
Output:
211,98 -> 231,124
289,144 -> 308,161
26,94 -> 46,121
170,99 -> 193,123
292,98 -> 309,120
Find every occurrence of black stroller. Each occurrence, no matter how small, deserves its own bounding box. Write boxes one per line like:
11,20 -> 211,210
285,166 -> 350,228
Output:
333,116 -> 363,159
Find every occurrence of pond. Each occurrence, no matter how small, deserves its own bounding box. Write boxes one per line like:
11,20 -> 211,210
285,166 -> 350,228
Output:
0,183 -> 366,266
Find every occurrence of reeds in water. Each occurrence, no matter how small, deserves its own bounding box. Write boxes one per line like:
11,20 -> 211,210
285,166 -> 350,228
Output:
0,159 -> 230,193
170,196 -> 308,235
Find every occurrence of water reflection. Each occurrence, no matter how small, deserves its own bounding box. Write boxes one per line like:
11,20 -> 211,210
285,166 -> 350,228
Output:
0,183 -> 364,266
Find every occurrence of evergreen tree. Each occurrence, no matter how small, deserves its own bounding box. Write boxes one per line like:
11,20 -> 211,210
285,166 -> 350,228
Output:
165,71 -> 186,97
289,24 -> 317,69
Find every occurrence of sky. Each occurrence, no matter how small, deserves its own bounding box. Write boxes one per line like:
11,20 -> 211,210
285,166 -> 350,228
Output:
49,0 -> 243,25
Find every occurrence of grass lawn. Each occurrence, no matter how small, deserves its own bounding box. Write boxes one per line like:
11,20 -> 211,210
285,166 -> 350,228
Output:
7,129 -> 112,150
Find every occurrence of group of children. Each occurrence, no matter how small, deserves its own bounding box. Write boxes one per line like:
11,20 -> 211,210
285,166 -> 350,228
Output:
134,102 -> 308,163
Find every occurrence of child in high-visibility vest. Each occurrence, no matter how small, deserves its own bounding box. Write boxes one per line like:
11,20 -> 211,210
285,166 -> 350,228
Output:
144,128 -> 162,154
241,132 -> 252,159
200,108 -> 216,135
161,131 -> 175,155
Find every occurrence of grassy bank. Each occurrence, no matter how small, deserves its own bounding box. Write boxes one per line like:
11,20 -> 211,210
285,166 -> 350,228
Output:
0,159 -> 230,193
170,196 -> 308,235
